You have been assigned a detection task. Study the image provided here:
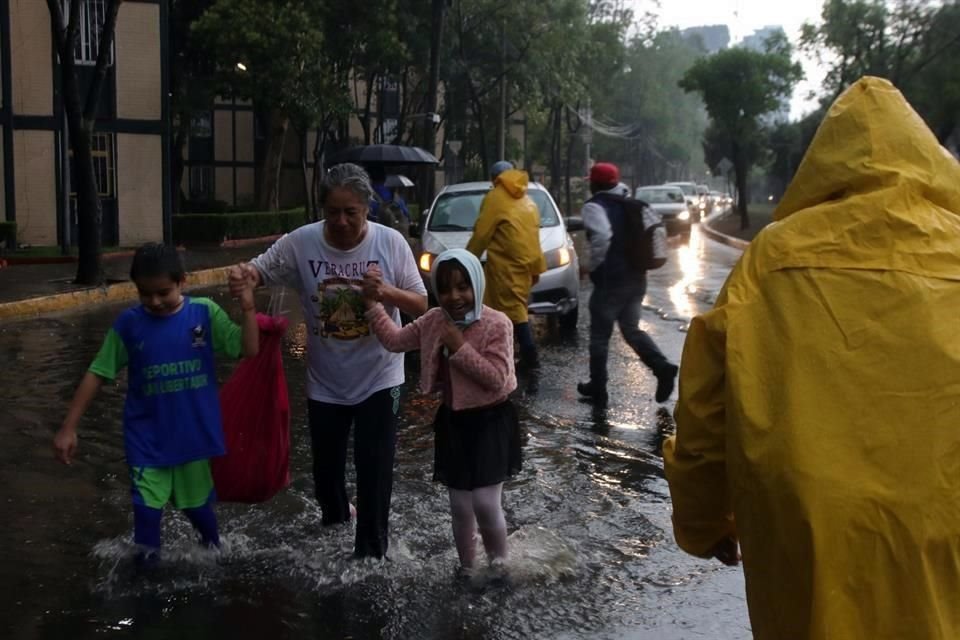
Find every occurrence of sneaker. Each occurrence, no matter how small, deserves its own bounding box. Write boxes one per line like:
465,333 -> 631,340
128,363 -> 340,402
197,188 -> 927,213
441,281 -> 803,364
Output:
655,364 -> 679,403
577,380 -> 608,404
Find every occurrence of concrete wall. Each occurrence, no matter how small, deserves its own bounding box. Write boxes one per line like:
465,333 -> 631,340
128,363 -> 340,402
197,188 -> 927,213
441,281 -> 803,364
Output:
214,110 -> 232,163
10,0 -> 53,115
13,130 -> 57,245
236,168 -> 256,205
235,112 -> 254,162
115,2 -> 161,120
117,134 -> 162,244
215,167 -> 233,204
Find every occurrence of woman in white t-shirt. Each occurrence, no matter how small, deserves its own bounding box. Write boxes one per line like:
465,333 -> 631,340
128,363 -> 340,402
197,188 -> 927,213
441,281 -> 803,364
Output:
229,163 -> 428,559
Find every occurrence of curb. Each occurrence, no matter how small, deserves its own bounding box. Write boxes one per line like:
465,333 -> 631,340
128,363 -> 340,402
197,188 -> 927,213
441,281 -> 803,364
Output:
1,245 -> 186,266
699,213 -> 750,250
0,266 -> 229,321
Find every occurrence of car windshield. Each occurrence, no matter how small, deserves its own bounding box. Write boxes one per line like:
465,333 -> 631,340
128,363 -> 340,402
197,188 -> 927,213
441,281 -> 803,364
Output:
428,189 -> 560,231
666,183 -> 695,196
636,188 -> 684,204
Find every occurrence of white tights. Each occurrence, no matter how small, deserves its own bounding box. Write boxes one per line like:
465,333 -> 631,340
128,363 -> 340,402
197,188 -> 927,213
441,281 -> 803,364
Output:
448,483 -> 507,569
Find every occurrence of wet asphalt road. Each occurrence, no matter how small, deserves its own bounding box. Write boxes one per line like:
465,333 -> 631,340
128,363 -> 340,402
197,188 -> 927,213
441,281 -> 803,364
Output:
0,224 -> 751,639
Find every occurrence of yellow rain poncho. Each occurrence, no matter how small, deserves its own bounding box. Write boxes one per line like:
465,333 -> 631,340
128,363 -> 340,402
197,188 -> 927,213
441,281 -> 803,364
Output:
663,77 -> 960,639
466,169 -> 546,323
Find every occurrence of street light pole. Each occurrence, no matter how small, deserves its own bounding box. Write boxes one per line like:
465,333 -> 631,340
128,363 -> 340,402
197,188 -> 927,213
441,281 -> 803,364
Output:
423,0 -> 446,204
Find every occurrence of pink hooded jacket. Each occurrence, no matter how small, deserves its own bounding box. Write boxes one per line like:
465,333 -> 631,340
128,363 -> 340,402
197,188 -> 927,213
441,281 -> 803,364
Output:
365,304 -> 517,411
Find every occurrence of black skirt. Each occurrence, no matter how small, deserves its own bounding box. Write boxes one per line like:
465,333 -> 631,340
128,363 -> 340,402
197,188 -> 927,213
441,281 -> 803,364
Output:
433,400 -> 523,491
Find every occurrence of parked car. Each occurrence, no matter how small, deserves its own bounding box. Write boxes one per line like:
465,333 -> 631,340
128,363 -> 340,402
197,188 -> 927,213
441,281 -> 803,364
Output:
635,185 -> 691,236
663,181 -> 702,222
412,181 -> 582,329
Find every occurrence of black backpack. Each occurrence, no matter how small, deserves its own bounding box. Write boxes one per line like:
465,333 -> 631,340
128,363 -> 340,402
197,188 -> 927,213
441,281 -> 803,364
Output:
595,194 -> 668,271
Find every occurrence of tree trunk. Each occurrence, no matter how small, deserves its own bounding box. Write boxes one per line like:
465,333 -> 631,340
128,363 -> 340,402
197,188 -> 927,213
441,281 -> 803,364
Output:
47,0 -> 122,285
310,127 -> 326,221
549,104 -> 562,194
258,110 -> 289,211
170,120 -> 189,214
732,141 -> 750,229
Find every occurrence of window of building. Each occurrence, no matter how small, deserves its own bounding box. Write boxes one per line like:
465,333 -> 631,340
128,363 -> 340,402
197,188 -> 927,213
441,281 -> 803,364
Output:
63,0 -> 115,66
189,166 -> 214,200
69,132 -> 115,198
191,112 -> 213,138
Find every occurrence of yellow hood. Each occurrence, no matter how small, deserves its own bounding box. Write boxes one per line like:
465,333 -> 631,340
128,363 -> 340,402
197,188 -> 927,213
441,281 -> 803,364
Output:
775,77 -> 960,222
494,169 -> 529,199
763,77 -> 960,280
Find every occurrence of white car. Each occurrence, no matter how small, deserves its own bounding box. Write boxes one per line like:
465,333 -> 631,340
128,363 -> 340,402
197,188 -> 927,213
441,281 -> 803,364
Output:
635,185 -> 691,236
412,181 -> 582,330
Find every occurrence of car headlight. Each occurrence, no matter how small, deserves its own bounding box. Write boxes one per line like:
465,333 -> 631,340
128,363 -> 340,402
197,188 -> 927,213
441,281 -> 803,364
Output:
545,247 -> 571,270
678,210 -> 690,221
419,252 -> 435,272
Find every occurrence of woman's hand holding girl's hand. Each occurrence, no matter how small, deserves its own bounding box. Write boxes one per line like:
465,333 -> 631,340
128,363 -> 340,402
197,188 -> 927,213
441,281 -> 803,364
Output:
362,265 -> 385,308
440,320 -> 465,354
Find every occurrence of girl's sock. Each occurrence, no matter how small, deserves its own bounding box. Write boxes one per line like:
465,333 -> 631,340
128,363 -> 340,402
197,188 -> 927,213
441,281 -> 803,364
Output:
448,488 -> 478,568
472,483 -> 508,561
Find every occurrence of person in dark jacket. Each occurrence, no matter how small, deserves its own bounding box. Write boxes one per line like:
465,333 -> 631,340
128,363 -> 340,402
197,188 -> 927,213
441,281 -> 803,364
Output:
577,162 -> 677,405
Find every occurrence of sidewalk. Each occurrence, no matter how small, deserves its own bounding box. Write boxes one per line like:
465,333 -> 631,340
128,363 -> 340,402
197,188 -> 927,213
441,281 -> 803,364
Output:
700,204 -> 776,249
0,243 -> 273,320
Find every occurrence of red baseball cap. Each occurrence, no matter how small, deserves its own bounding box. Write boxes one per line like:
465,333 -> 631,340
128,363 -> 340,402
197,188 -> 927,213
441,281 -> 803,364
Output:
589,162 -> 620,185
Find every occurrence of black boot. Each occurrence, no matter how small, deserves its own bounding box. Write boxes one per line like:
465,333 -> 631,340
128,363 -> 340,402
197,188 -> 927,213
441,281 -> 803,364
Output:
654,364 -> 679,403
519,346 -> 540,371
577,380 -> 608,404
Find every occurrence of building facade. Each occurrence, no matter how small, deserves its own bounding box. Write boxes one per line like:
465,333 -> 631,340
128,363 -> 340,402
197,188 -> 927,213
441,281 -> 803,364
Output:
1,0 -> 169,248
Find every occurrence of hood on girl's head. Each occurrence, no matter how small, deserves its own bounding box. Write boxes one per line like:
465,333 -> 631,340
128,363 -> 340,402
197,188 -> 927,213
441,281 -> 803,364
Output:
430,249 -> 485,326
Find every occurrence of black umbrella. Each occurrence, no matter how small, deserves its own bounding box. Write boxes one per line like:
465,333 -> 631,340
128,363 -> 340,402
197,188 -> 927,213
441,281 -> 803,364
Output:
324,144 -> 439,167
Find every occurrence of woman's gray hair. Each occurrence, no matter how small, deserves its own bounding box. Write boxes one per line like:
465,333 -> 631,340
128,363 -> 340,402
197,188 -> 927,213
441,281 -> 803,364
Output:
320,162 -> 374,206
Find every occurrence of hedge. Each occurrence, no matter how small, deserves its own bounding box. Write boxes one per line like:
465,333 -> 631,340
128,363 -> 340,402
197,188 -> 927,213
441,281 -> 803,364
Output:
173,208 -> 308,244
0,221 -> 16,251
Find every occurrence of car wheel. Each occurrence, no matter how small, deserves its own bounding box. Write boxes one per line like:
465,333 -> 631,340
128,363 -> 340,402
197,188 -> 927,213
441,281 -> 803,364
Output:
559,306 -> 579,332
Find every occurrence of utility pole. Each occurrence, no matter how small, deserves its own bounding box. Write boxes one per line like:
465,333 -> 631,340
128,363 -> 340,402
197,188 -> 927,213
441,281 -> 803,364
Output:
424,0 -> 446,203
583,97 -> 592,175
497,20 -> 506,161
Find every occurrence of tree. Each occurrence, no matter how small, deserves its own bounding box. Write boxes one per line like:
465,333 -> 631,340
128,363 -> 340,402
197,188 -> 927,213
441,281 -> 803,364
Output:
801,0 -> 960,145
193,0 -> 353,211
46,0 -> 122,285
680,36 -> 802,228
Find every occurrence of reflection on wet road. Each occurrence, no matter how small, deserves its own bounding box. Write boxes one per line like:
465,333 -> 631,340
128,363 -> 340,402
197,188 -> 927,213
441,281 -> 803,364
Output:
0,228 -> 749,639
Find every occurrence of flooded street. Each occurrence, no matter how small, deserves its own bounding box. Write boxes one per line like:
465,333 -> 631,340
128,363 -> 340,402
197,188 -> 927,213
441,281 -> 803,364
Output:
1,228 -> 751,639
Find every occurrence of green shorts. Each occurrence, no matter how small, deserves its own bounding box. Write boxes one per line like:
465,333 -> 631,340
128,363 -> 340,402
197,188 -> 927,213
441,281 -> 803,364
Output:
129,459 -> 214,510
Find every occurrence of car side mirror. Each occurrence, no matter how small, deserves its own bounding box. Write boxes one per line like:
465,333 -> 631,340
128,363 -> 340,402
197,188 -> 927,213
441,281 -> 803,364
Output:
565,216 -> 584,232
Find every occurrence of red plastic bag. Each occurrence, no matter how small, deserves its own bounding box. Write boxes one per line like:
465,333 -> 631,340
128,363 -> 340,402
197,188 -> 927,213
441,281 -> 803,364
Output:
212,313 -> 291,502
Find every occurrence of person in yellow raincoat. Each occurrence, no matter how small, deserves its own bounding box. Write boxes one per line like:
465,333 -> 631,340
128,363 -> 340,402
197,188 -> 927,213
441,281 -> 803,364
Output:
467,162 -> 547,370
663,76 -> 960,639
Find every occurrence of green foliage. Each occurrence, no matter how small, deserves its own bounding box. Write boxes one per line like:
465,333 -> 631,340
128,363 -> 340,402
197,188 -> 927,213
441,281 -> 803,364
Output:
192,0 -> 351,129
0,221 -> 16,251
801,0 -> 960,143
172,209 -> 308,244
680,40 -> 801,139
680,40 -> 802,224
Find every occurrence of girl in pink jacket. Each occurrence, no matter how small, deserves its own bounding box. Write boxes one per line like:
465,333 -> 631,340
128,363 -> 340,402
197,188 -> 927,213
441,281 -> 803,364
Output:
363,249 -> 521,571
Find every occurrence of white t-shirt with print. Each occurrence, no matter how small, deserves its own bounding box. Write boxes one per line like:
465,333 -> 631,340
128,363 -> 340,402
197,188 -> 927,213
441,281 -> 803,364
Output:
252,221 -> 426,405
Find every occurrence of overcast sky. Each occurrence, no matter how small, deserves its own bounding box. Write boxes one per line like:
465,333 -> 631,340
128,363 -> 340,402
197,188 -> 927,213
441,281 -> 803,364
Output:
633,0 -> 828,118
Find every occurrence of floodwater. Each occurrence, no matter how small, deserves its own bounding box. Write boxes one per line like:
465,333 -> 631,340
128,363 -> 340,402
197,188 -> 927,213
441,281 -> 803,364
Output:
1,226 -> 751,639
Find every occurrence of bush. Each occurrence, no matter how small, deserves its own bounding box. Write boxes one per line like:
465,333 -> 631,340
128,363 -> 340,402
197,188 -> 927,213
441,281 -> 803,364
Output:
181,198 -> 230,214
0,221 -> 16,251
173,208 -> 308,244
